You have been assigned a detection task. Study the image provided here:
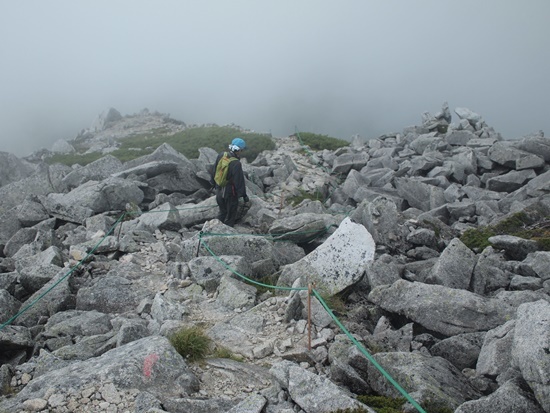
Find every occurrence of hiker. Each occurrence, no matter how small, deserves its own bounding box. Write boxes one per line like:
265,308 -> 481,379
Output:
210,137 -> 249,227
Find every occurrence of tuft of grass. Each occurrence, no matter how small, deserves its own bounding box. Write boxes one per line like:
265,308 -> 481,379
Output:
421,399 -> 454,413
287,189 -> 325,206
315,288 -> 346,315
212,346 -> 244,362
169,326 -> 211,362
357,395 -> 406,413
244,272 -> 280,296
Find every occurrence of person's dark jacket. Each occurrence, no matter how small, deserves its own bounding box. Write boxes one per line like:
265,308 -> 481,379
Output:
211,151 -> 248,199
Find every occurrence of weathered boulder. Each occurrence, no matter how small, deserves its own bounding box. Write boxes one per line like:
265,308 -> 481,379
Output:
430,332 -> 485,371
0,289 -> 21,323
0,164 -> 69,214
476,320 -> 515,377
486,169 -> 537,192
217,275 -> 257,311
269,213 -> 337,243
511,300 -> 550,412
367,352 -> 481,410
332,153 -> 369,175
137,202 -> 182,231
350,196 -> 409,253
0,152 -> 36,187
394,177 -> 446,212
455,378 -> 546,413
488,142 -> 545,170
13,269 -> 73,328
62,155 -> 123,190
426,238 -> 477,290
270,361 -> 375,413
42,177 -> 144,224
76,274 -> 149,314
488,235 -> 539,261
0,336 -> 198,412
278,217 -> 375,296
188,255 -> 254,293
368,280 -> 515,336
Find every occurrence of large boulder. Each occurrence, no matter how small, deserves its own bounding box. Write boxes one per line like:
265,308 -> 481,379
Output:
61,155 -> 123,190
367,352 -> 481,410
278,217 -> 375,296
368,280 -> 515,336
270,361 -> 375,413
0,336 -> 198,412
455,379 -> 546,413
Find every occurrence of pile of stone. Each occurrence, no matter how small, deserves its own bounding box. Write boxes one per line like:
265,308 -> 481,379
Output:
0,104 -> 549,413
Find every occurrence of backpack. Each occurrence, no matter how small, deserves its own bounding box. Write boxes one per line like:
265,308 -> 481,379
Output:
214,152 -> 238,187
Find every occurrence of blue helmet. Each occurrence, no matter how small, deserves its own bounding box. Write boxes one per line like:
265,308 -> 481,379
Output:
230,137 -> 246,150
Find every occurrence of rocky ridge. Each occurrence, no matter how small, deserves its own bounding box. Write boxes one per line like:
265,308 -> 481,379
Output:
0,103 -> 549,413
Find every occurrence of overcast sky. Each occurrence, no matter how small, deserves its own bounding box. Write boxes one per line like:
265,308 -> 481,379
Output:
1,1 -> 549,156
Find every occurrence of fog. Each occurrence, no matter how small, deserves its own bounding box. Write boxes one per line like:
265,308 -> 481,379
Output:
1,0 -> 549,156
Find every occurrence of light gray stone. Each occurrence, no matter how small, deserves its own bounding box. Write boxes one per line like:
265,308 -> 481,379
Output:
368,280 -> 515,336
278,217 -> 375,296
512,300 -> 550,412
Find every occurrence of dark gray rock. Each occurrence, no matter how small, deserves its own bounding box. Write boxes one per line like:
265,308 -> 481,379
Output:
488,235 -> 539,261
471,247 -> 511,295
14,270 -> 74,328
0,289 -> 21,324
486,169 -> 537,192
426,238 -> 477,290
430,332 -> 485,371
477,320 -> 515,377
395,177 -> 445,212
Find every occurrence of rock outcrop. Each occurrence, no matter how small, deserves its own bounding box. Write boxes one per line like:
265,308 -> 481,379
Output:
1,103 -> 549,413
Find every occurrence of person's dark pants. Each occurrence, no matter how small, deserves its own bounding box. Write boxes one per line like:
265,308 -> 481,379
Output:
216,189 -> 239,227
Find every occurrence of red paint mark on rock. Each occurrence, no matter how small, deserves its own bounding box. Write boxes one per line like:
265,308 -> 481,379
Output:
143,353 -> 159,378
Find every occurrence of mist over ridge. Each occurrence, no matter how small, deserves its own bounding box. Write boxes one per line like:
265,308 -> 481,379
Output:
1,1 -> 549,157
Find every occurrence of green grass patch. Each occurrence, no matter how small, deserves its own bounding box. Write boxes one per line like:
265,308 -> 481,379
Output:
169,326 -> 211,362
47,126 -> 276,167
460,209 -> 550,252
357,395 -> 405,413
294,132 -> 349,151
287,189 -> 325,206
212,346 -> 244,362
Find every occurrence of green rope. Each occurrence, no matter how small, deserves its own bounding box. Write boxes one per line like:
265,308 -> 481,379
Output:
1,203 -> 425,413
0,212 -> 127,332
198,233 -> 306,292
200,232 -> 426,413
312,290 -> 427,413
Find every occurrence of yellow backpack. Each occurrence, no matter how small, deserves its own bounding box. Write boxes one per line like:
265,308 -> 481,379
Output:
214,152 -> 237,187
